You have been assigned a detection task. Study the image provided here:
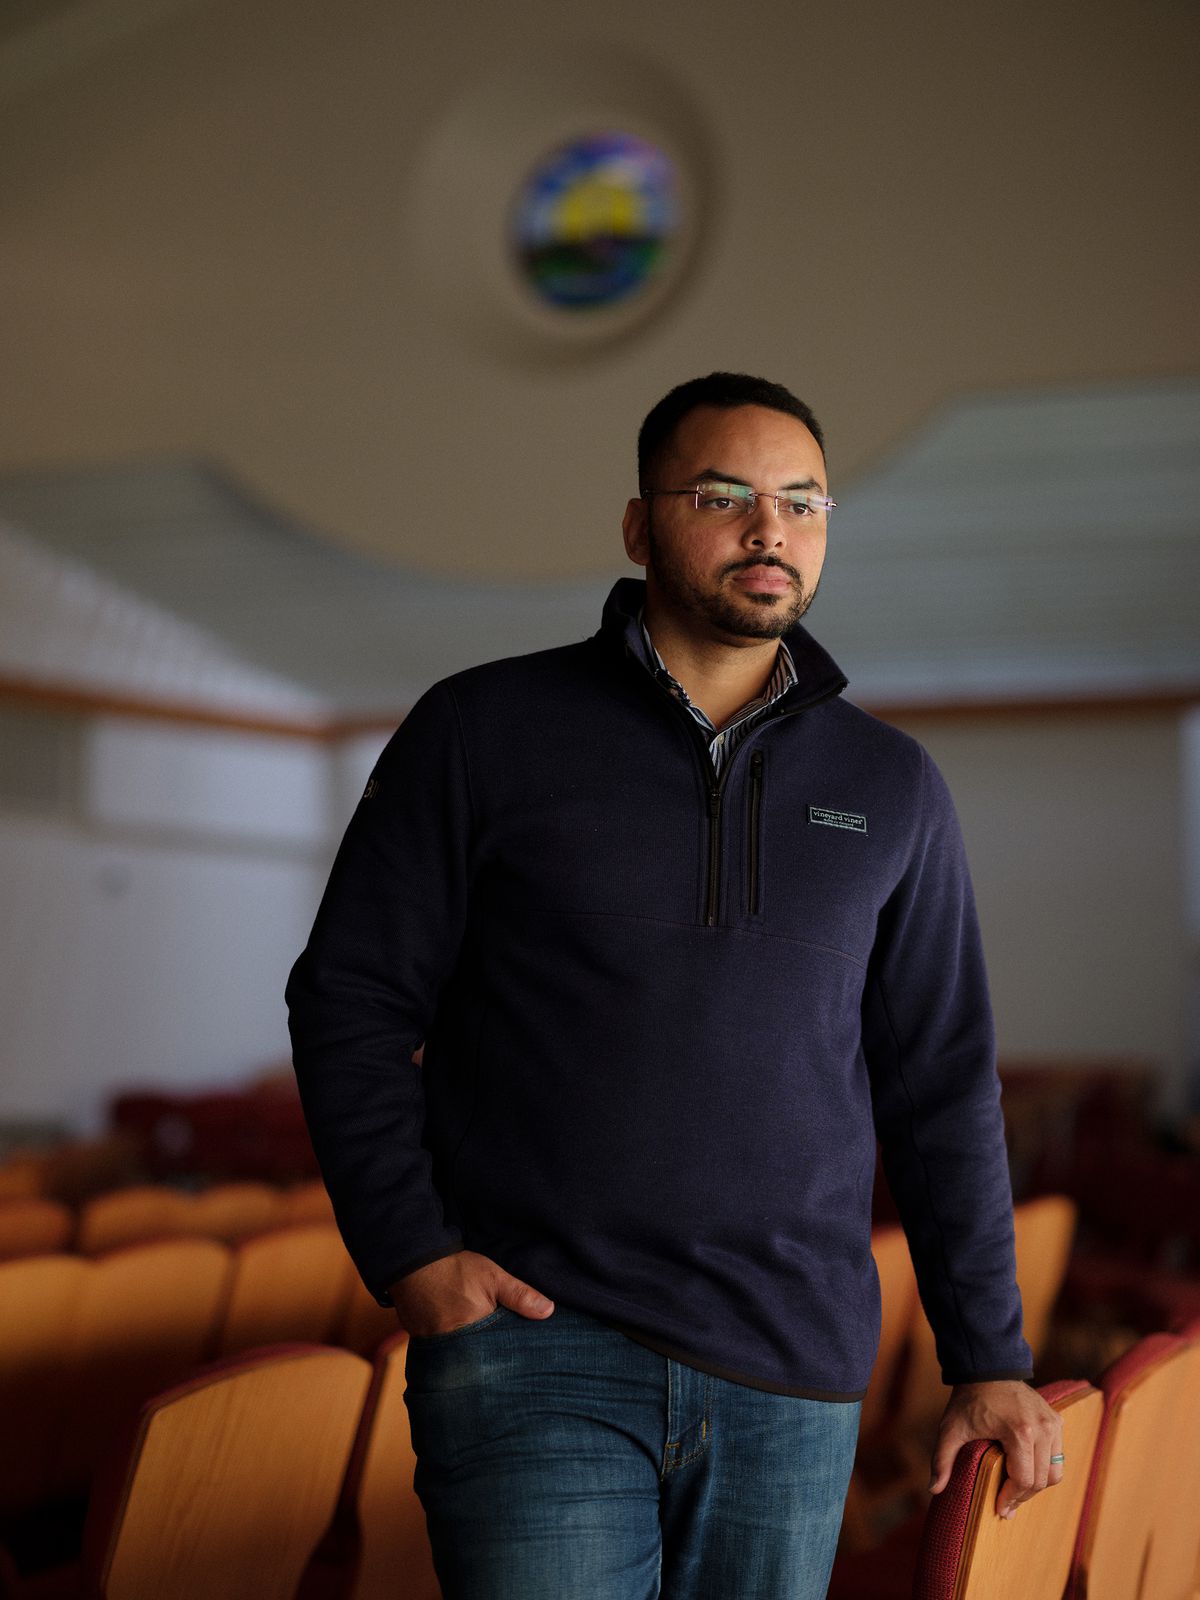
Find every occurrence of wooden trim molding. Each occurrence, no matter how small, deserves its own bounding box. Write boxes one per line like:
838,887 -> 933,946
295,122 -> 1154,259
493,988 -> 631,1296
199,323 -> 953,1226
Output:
0,671 -> 1195,743
861,688 -> 1200,723
0,674 -> 355,742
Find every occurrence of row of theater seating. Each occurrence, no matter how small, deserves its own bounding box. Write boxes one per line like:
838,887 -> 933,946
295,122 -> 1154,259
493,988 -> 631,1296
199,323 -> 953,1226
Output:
7,1321 -> 1200,1600
0,1075 -> 317,1205
0,1336 -> 436,1600
829,1320 -> 1200,1600
0,1225 -> 396,1531
0,1194 -> 1081,1574
0,1179 -> 335,1259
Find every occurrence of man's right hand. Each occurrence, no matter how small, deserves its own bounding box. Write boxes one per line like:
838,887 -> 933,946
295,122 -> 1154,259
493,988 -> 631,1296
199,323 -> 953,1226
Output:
387,1249 -> 555,1337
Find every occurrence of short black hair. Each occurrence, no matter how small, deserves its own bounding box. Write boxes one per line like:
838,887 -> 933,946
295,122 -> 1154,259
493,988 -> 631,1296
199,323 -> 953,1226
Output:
637,372 -> 825,489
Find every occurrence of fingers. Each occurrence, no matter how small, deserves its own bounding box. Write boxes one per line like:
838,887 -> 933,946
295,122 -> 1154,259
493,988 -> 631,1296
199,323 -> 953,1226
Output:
995,1419 -> 1037,1517
996,1407 -> 1064,1519
929,1421 -> 969,1494
493,1269 -> 555,1320
939,1382 -> 1064,1520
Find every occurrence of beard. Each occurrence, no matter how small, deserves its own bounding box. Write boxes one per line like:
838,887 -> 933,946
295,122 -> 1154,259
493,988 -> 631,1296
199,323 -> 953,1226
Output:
645,522 -> 818,641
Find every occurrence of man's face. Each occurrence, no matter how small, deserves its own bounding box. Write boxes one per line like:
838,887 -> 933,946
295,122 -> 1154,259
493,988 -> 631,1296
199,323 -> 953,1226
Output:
622,404 -> 829,644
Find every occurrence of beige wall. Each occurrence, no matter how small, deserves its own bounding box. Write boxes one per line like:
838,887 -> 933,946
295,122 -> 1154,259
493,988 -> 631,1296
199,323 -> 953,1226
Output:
892,709 -> 1189,1111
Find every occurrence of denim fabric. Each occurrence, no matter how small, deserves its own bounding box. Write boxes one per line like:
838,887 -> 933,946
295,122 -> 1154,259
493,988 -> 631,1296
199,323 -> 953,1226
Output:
403,1305 -> 861,1600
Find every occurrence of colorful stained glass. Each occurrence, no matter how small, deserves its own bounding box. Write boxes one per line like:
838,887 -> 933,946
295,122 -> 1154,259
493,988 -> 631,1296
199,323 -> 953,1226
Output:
511,132 -> 681,311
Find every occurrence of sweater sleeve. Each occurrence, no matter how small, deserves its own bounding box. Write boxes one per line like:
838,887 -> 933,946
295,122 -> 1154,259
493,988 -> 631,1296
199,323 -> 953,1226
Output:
285,680 -> 473,1302
862,748 -> 1033,1385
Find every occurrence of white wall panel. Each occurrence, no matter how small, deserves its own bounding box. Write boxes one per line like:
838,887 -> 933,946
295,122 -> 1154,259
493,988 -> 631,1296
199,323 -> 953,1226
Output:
86,718 -> 332,847
0,815 -> 325,1129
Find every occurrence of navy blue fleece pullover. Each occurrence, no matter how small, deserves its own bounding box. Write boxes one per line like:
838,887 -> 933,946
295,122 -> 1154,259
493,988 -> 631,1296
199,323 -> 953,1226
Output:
286,578 -> 1032,1399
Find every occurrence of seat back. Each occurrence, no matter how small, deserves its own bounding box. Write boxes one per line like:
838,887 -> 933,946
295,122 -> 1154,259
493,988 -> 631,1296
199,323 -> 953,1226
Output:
216,1224 -> 356,1356
341,1331 -> 440,1600
1141,1321 -> 1200,1600
0,1155 -> 45,1200
913,1379 -> 1103,1600
84,1344 -> 372,1600
77,1185 -> 195,1255
338,1274 -> 401,1357
860,1225 -> 920,1440
51,1238 -> 234,1496
1071,1330 -> 1199,1600
1012,1194 -> 1077,1358
278,1180 -> 335,1228
0,1254 -> 88,1517
0,1197 -> 73,1260
1138,1326 -> 1200,1600
186,1182 -> 285,1243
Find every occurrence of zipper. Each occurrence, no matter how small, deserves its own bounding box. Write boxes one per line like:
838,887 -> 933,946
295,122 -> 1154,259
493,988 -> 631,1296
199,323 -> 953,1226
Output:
747,750 -> 763,916
629,641 -> 845,931
705,784 -> 722,926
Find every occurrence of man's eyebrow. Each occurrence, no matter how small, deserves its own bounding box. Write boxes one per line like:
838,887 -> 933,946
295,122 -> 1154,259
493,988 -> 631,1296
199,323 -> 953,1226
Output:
688,467 -> 753,486
689,468 -> 826,493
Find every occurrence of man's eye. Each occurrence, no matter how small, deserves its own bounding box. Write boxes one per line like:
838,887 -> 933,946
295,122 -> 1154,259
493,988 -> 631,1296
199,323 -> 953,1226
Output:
783,498 -> 813,516
699,495 -> 738,512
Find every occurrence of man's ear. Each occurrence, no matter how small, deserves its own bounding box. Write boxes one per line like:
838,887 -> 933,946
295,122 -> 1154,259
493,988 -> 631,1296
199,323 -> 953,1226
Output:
622,497 -> 650,567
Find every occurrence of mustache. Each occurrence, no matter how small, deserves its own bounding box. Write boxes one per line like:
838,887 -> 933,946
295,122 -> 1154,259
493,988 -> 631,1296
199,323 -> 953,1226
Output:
721,555 -> 804,584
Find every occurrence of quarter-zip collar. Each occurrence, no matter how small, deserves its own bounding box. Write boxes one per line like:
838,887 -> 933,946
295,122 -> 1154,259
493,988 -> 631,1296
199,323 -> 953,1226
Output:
598,576 -> 849,713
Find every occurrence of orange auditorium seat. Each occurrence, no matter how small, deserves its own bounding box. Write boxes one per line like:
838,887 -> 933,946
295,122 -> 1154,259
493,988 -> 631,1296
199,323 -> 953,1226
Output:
344,1332 -> 440,1600
338,1274 -> 401,1357
912,1379 -> 1103,1600
0,1255 -> 89,1521
278,1179 -> 335,1227
76,1185 -> 194,1255
82,1344 -> 372,1600
1069,1328 -> 1200,1600
216,1224 -> 357,1356
186,1181 -> 285,1243
51,1238 -> 234,1499
0,1198 -> 73,1261
302,1331 -> 441,1600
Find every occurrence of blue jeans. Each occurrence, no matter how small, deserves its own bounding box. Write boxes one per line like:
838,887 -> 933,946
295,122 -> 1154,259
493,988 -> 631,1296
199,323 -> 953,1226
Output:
403,1304 -> 861,1599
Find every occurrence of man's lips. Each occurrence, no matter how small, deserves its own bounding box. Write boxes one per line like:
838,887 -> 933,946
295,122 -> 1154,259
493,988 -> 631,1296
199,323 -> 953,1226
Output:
730,565 -> 795,593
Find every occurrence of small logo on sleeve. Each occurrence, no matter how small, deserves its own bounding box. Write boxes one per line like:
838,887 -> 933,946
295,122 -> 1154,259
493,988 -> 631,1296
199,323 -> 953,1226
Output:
363,777 -> 380,800
809,805 -> 867,835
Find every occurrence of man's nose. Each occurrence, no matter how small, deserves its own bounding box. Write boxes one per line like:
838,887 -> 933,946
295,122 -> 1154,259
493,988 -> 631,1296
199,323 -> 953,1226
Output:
741,496 -> 787,549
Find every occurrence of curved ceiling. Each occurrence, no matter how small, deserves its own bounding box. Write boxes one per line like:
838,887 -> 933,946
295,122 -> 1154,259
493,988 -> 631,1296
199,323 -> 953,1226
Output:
1,381 -> 1195,716
0,0 -> 1196,584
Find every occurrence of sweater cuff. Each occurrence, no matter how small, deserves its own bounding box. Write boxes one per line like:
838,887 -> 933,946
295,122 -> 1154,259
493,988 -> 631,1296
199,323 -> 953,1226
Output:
942,1368 -> 1036,1385
372,1236 -> 465,1306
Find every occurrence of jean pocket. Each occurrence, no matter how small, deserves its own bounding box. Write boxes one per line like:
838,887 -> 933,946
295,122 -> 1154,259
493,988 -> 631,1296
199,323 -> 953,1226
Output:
407,1306 -> 510,1344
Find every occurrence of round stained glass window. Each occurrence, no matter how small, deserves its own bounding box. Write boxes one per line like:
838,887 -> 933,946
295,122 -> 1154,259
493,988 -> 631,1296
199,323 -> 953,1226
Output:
511,132 -> 681,313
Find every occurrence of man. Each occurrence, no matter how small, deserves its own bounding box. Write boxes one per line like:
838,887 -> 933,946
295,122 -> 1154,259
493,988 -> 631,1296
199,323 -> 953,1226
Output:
287,373 -> 1062,1599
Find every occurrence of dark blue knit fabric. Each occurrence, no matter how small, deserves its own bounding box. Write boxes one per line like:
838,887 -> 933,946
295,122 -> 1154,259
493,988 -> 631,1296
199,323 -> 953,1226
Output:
287,578 -> 1032,1398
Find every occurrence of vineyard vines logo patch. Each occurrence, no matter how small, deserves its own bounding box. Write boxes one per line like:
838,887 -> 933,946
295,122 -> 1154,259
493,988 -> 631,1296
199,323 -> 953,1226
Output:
808,805 -> 867,835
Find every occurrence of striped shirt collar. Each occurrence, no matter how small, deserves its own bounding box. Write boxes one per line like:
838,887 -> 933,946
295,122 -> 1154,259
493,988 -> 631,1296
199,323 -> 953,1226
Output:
633,609 -> 798,774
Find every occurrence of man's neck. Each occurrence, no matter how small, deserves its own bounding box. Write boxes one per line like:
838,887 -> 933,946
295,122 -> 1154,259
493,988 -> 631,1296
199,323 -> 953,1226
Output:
642,607 -> 782,731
